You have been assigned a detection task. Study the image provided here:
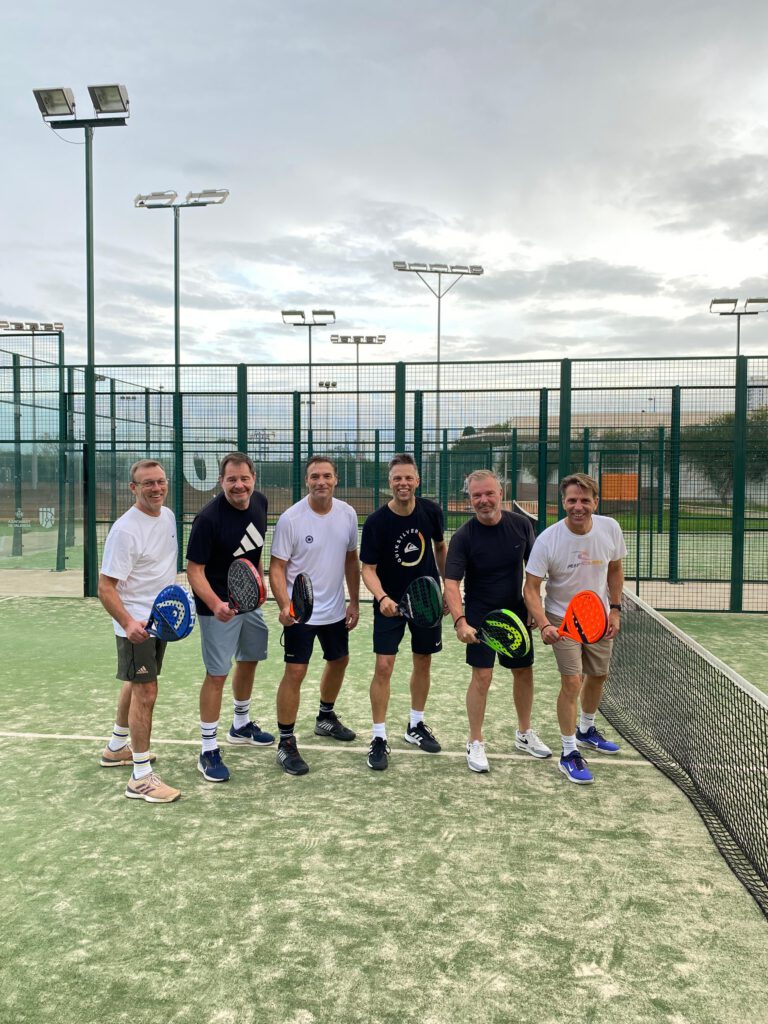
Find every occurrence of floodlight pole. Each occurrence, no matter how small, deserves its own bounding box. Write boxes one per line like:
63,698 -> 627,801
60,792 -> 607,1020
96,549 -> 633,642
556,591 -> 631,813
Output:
709,298 -> 766,357
282,310 -> 336,444
331,334 -> 386,463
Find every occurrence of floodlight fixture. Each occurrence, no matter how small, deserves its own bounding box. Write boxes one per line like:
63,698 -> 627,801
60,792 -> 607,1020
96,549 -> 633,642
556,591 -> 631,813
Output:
0,320 -> 63,332
281,309 -> 338,436
185,188 -> 229,206
709,296 -> 763,356
450,265 -> 470,274
135,190 -> 178,208
311,309 -> 336,325
282,310 -> 307,325
429,263 -> 449,273
409,262 -> 429,272
33,88 -> 76,119
710,298 -> 739,315
331,332 -> 386,465
88,84 -> 130,117
745,297 -> 768,313
393,261 -> 407,271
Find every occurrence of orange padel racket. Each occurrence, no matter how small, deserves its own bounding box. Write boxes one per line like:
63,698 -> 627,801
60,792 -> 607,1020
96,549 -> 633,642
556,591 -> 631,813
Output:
558,590 -> 607,644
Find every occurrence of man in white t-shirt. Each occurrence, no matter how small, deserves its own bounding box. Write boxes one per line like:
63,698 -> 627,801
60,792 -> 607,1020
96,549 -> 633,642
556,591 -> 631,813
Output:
269,456 -> 361,776
524,473 -> 627,786
97,459 -> 180,803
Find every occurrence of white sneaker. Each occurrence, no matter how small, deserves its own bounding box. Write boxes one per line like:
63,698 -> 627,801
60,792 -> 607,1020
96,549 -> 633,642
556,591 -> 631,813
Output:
514,728 -> 552,759
466,740 -> 489,773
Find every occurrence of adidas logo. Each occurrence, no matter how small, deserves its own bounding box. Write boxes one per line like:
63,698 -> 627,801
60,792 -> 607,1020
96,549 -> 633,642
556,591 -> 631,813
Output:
234,522 -> 264,558
135,664 -> 149,675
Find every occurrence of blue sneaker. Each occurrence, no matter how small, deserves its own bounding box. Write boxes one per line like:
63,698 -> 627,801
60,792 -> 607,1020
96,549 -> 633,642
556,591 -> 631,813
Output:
227,721 -> 275,746
576,725 -> 620,754
197,748 -> 230,783
559,750 -> 594,785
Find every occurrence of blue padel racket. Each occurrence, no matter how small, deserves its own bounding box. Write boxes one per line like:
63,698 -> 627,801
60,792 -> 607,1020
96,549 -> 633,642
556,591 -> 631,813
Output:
227,558 -> 267,612
477,608 -> 531,659
396,576 -> 443,628
289,572 -> 314,624
146,584 -> 195,641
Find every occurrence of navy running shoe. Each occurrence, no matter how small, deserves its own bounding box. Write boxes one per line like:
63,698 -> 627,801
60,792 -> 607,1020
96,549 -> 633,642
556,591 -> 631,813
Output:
558,750 -> 594,785
197,748 -> 230,783
576,725 -> 620,754
227,721 -> 275,746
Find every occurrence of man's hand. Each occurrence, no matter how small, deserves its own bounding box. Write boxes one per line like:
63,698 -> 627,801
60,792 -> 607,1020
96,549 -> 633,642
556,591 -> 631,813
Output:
379,596 -> 399,618
279,605 -> 297,627
212,599 -> 237,623
125,618 -> 149,644
605,609 -> 621,639
456,621 -> 479,645
345,602 -> 360,630
540,623 -> 561,646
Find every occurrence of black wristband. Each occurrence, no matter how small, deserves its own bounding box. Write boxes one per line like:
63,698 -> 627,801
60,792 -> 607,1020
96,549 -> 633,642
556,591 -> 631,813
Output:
453,615 -> 466,629
609,604 -> 622,611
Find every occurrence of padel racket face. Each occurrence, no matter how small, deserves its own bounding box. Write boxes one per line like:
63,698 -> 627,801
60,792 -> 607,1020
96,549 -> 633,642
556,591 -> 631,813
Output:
227,558 -> 266,612
478,609 -> 531,659
289,572 -> 314,624
146,584 -> 195,641
558,590 -> 607,644
397,575 -> 443,628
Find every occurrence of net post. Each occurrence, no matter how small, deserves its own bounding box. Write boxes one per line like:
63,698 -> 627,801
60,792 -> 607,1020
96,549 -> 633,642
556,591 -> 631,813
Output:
730,355 -> 748,612
558,358 -> 572,517
537,388 -> 548,534
292,392 -> 302,504
236,363 -> 248,454
413,390 -> 423,496
668,385 -> 681,583
394,361 -> 406,454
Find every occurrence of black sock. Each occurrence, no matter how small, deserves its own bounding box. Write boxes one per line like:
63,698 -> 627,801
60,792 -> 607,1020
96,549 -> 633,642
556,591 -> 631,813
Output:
318,701 -> 335,719
278,722 -> 295,742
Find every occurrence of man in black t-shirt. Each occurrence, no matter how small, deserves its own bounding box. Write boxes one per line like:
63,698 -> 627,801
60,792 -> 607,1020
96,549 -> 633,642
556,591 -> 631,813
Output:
444,470 -> 551,774
186,452 -> 274,784
360,453 -> 447,771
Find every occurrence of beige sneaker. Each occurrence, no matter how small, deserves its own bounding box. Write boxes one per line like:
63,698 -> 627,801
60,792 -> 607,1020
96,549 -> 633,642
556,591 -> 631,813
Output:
125,772 -> 181,803
100,745 -> 156,768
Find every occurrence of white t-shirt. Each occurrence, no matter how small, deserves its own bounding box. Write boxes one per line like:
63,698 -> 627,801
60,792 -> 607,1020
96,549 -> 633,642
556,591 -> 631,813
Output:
526,514 -> 627,618
270,496 -> 358,625
100,505 -> 178,636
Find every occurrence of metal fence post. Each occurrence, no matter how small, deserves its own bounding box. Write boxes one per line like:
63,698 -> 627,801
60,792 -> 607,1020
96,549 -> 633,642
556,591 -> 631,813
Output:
394,361 -> 406,454
237,363 -> 248,453
537,388 -> 548,534
56,331 -> 67,571
292,392 -> 302,504
109,378 -> 117,527
12,354 -> 22,556
558,358 -> 572,517
414,390 -> 423,496
84,365 -> 98,596
582,427 -> 590,474
173,390 -> 184,571
656,426 -> 665,534
374,428 -> 381,511
440,429 -> 449,510
510,428 -> 518,500
730,355 -> 748,612
66,366 -> 76,547
669,386 -> 681,583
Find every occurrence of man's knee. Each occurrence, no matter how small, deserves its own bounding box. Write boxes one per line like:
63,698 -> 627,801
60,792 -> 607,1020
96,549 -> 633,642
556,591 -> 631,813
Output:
470,668 -> 493,695
131,681 -> 158,706
560,674 -> 582,698
374,655 -> 396,681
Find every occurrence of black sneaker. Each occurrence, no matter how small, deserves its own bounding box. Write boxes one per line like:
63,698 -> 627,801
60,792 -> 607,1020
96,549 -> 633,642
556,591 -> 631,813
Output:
314,713 -> 356,742
276,737 -> 309,776
404,721 -> 441,753
367,737 -> 390,771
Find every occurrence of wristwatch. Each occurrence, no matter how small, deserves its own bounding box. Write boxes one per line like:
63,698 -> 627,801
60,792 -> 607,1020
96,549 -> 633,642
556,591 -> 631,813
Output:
609,604 -> 622,612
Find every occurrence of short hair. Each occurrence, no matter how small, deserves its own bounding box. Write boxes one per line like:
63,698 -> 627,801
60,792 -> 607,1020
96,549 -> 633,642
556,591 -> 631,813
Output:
305,454 -> 338,476
219,451 -> 255,478
560,472 -> 599,499
466,469 -> 502,489
129,459 -> 165,483
388,453 -> 418,473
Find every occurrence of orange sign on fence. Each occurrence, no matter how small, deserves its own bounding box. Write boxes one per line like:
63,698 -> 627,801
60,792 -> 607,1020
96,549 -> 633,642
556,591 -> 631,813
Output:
601,473 -> 638,501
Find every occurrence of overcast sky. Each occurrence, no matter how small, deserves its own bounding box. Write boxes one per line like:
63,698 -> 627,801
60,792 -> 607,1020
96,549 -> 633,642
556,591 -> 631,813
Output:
4,0 -> 768,369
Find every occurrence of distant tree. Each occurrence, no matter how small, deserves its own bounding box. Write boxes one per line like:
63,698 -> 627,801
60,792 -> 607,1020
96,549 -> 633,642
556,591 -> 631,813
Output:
461,426 -> 476,436
680,409 -> 768,505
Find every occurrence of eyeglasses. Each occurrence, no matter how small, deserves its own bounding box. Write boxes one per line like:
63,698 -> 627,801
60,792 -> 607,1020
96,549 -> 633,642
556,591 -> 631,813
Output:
132,478 -> 168,488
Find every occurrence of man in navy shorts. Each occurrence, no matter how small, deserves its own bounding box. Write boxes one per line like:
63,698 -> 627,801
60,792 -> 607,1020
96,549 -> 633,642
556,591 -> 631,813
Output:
360,453 -> 447,771
269,456 -> 361,776
444,470 -> 551,773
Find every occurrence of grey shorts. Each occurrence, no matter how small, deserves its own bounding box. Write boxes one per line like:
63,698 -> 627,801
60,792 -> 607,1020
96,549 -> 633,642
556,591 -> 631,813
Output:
116,636 -> 166,683
199,609 -> 269,676
548,614 -> 613,678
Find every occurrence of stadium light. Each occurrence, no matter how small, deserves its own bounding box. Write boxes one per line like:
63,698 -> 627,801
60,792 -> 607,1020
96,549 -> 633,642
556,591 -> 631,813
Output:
709,297 -> 762,357
281,310 -> 337,437
392,260 -> 484,476
331,333 -> 386,464
33,84 -> 129,596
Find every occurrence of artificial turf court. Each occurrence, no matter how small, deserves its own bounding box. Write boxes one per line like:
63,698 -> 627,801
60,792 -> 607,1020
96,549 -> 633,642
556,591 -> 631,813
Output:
1,597 -> 767,1024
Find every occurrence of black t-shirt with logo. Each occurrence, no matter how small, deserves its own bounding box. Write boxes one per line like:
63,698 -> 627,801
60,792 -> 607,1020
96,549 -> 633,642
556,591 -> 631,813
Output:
445,510 -> 535,621
186,490 -> 268,615
360,498 -> 444,603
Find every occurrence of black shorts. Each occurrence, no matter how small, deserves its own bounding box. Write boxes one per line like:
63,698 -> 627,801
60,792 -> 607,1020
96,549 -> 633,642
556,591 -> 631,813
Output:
282,618 -> 349,664
115,635 -> 166,682
373,609 -> 442,656
465,605 -> 534,670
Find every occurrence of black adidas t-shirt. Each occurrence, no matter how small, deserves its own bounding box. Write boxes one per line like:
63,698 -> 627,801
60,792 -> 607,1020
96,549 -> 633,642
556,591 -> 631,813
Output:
360,498 -> 444,604
186,491 -> 268,615
445,510 -> 535,621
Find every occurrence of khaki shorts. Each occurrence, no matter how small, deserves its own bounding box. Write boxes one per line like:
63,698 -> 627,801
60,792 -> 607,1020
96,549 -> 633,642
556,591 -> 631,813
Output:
547,615 -> 613,678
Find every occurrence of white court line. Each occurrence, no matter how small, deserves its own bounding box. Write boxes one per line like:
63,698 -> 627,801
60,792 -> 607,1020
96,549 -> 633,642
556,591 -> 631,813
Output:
0,596 -> 16,603
0,730 -> 652,765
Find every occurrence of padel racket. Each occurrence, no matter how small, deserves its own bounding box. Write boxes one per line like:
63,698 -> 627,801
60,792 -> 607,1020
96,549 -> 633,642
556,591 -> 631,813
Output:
227,558 -> 266,612
146,584 -> 195,641
396,575 -> 443,628
477,609 -> 531,659
289,572 -> 314,624
558,590 -> 607,644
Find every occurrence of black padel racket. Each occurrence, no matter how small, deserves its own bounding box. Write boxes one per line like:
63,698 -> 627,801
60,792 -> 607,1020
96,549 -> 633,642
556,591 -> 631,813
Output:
227,558 -> 266,612
146,584 -> 196,641
396,576 -> 443,628
477,608 -> 530,659
289,572 -> 314,624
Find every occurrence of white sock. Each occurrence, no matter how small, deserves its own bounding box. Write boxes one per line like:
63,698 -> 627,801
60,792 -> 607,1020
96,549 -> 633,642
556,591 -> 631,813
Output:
372,723 -> 387,740
200,720 -> 219,753
132,750 -> 153,780
233,700 -> 251,730
409,709 -> 424,729
561,734 -> 578,755
579,712 -> 596,734
108,724 -> 130,752
516,728 -> 530,740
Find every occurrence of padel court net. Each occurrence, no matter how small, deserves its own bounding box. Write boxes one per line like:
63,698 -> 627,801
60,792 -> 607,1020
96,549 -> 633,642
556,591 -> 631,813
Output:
602,592 -> 768,918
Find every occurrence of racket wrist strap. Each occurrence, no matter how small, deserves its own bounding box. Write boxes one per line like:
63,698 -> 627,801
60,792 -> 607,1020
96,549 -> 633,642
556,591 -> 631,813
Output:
453,615 -> 466,629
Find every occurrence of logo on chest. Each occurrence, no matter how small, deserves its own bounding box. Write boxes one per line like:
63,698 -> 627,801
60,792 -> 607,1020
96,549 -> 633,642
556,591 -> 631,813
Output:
394,529 -> 425,567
